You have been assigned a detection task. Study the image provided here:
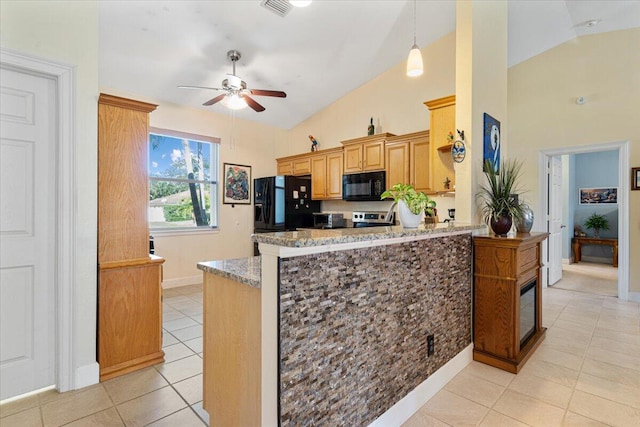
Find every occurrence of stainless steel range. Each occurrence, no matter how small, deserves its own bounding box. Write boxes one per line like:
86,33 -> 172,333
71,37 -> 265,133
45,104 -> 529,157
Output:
352,210 -> 395,227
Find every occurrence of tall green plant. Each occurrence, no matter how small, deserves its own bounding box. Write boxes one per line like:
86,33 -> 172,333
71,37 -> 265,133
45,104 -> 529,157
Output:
477,159 -> 525,223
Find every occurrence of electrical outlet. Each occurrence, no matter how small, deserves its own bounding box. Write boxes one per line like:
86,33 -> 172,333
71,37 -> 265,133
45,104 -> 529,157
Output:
427,334 -> 435,356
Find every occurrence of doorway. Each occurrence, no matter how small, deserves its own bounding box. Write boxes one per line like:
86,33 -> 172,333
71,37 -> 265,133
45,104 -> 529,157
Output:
539,142 -> 629,300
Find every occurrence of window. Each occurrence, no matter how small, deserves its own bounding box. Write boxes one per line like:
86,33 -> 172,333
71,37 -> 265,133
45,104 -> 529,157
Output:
148,127 -> 220,231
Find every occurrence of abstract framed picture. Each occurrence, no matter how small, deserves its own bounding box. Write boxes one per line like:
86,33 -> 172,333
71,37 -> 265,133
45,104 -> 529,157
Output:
632,167 -> 640,191
483,113 -> 501,172
223,163 -> 251,205
579,187 -> 617,204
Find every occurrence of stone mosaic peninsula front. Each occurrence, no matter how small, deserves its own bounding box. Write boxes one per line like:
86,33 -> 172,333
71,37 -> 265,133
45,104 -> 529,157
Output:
279,234 -> 472,426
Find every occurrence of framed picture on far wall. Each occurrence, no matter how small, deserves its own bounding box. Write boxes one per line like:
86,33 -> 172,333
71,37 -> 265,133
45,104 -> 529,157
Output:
579,187 -> 617,204
223,163 -> 251,205
632,167 -> 640,190
483,113 -> 500,173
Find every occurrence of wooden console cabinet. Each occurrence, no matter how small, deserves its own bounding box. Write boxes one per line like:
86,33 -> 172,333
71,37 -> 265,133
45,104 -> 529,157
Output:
473,232 -> 548,373
98,94 -> 164,381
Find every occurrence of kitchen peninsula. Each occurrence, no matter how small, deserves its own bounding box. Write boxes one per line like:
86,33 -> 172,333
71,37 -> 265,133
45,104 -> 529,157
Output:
198,223 -> 485,426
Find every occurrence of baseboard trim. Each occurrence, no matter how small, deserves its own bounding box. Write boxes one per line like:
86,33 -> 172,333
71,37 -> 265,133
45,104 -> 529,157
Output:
628,292 -> 640,303
367,344 -> 473,427
162,274 -> 202,289
562,258 -> 571,265
74,362 -> 99,390
580,256 -> 612,265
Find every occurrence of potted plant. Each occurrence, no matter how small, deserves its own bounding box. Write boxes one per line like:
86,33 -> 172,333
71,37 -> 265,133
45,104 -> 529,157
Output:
584,212 -> 609,238
381,183 -> 436,228
477,159 -> 525,236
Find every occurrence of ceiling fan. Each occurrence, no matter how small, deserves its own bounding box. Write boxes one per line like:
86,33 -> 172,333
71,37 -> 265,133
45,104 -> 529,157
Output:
178,50 -> 286,112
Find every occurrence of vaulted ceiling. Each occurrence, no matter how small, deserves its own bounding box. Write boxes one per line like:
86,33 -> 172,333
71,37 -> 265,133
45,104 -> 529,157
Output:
99,1 -> 640,129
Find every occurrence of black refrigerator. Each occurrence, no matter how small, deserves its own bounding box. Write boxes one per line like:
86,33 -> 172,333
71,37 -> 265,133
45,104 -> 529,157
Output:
254,175 -> 320,234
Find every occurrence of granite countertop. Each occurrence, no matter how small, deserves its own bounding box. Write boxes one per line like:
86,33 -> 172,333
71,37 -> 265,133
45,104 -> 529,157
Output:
197,256 -> 261,288
252,223 -> 484,248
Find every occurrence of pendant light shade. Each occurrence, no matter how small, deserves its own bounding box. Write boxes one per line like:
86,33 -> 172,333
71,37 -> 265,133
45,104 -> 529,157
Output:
407,44 -> 423,77
406,0 -> 423,77
222,93 -> 248,110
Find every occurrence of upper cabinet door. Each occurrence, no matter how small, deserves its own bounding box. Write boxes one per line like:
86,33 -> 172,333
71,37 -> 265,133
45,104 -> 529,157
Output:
385,141 -> 410,189
362,140 -> 385,171
343,144 -> 362,173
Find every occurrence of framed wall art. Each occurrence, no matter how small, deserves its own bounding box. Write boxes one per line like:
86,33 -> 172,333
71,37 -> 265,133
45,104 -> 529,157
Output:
223,163 -> 251,205
579,187 -> 617,204
632,167 -> 640,191
483,113 -> 500,172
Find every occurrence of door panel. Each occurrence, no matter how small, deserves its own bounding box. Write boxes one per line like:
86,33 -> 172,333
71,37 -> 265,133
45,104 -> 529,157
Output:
548,156 -> 563,285
0,68 -> 56,400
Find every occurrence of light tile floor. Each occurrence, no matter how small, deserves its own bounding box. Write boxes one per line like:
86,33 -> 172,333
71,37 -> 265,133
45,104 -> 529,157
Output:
2,279 -> 639,426
404,284 -> 640,427
0,284 -> 208,427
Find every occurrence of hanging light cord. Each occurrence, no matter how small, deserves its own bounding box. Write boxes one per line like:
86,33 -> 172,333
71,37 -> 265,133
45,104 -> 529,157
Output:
413,0 -> 417,46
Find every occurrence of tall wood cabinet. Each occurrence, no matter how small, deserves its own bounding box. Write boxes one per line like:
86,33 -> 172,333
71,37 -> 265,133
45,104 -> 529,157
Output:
385,130 -> 431,193
98,94 -> 165,381
424,96 -> 455,193
472,232 -> 548,373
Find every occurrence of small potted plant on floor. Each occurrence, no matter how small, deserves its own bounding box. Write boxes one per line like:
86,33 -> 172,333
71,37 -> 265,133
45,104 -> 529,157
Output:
584,212 -> 609,238
477,158 -> 525,236
381,183 -> 436,228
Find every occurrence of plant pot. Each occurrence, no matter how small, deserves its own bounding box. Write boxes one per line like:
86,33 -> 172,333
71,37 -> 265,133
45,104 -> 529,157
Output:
397,200 -> 423,228
424,216 -> 437,229
490,214 -> 513,237
516,204 -> 534,233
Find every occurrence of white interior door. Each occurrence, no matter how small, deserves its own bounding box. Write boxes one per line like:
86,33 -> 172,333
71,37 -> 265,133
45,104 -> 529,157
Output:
548,156 -> 563,285
1,67 -> 56,400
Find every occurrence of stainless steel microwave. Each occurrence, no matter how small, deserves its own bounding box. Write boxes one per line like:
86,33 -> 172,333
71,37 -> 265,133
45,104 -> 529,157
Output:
342,171 -> 386,201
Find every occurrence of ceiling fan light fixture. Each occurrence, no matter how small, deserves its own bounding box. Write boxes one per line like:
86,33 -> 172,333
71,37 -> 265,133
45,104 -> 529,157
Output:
406,0 -> 423,77
222,93 -> 248,110
289,0 -> 312,7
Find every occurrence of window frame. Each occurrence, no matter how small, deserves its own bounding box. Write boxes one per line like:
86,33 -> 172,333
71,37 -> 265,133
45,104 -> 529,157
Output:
148,127 -> 220,233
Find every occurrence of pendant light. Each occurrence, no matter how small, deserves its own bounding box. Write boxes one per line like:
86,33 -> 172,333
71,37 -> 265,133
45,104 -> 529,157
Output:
406,0 -> 423,77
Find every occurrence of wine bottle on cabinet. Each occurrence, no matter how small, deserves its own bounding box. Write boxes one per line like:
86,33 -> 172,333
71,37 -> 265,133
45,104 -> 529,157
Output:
368,117 -> 374,135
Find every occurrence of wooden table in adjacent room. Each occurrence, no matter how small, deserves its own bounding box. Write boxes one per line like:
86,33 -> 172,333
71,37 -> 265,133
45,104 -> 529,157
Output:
572,236 -> 618,267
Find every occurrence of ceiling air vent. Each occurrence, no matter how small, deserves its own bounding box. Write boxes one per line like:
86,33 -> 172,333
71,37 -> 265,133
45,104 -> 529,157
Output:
261,0 -> 292,17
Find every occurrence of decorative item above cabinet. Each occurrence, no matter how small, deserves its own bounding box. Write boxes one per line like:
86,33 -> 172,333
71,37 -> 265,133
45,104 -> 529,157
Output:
424,96 -> 456,193
341,133 -> 394,174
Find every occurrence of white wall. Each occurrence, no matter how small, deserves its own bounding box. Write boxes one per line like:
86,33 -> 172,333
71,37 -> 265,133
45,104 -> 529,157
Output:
1,1 -> 100,385
508,28 -> 640,292
284,32 -> 456,156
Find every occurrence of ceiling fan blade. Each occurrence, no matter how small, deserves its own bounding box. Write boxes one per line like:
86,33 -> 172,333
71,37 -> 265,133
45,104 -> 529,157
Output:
178,85 -> 224,91
242,94 -> 265,112
250,89 -> 287,98
203,94 -> 226,106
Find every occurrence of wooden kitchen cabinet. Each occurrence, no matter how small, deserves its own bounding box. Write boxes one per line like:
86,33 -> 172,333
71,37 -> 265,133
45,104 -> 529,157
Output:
277,159 -> 293,175
472,232 -> 548,373
424,96 -> 455,193
385,130 -> 431,193
341,133 -> 393,173
276,154 -> 311,176
98,94 -> 164,381
311,148 -> 343,200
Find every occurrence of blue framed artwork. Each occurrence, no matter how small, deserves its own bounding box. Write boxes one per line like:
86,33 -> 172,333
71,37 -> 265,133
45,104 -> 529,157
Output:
483,113 -> 501,172
579,187 -> 617,204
